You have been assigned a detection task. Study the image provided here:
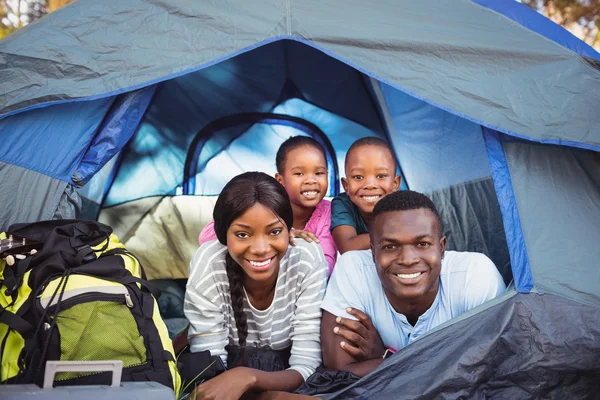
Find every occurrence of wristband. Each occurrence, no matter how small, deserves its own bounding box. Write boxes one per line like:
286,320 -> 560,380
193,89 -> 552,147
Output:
382,347 -> 397,360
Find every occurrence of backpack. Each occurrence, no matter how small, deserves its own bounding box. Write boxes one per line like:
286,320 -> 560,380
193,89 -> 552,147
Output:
0,220 -> 181,395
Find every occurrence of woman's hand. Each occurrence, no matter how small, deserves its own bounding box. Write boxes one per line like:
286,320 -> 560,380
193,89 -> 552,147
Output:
289,229 -> 320,246
192,367 -> 256,400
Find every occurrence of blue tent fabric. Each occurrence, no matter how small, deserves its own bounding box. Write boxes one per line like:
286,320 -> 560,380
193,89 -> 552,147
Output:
104,41 -> 385,206
0,97 -> 113,181
183,112 -> 342,197
474,0 -> 600,61
379,81 -> 491,193
483,128 -> 533,293
189,99 -> 381,196
73,85 -> 156,187
106,97 -> 382,206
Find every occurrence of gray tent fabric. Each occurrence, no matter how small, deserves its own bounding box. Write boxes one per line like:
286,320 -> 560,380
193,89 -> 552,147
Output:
1,0 -> 599,148
321,292 -> 600,399
0,162 -> 67,231
430,178 -> 511,286
52,183 -> 82,220
504,141 -> 600,307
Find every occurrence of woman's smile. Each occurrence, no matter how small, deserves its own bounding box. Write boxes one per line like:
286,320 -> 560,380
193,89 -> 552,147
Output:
245,255 -> 277,272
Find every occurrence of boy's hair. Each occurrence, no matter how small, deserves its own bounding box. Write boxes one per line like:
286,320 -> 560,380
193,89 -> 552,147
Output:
345,137 -> 395,169
371,190 -> 444,237
275,136 -> 327,174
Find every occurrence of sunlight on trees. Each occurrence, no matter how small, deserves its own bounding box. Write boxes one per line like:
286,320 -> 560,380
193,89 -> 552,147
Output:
523,0 -> 600,50
1,0 -> 71,39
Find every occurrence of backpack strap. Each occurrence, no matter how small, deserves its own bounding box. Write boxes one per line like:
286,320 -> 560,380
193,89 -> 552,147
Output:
100,248 -> 148,280
8,220 -> 112,247
0,308 -> 33,336
2,256 -> 33,298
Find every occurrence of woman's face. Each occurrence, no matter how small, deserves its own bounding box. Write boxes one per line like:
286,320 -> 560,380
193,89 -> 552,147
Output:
226,203 -> 290,283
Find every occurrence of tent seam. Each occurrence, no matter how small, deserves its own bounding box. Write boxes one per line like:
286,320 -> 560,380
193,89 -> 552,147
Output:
262,15 -> 286,41
286,0 -> 291,36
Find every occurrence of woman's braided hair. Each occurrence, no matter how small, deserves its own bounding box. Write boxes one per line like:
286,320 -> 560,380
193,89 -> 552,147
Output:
213,172 -> 293,346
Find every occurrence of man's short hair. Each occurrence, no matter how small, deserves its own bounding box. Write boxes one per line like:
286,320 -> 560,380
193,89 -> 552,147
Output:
371,190 -> 444,237
345,137 -> 395,168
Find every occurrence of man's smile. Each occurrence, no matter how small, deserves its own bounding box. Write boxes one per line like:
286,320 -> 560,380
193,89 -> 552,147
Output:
389,269 -> 428,285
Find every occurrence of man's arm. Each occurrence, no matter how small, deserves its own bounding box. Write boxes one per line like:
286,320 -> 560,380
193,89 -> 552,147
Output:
321,311 -> 383,377
464,253 -> 506,311
332,225 -> 371,254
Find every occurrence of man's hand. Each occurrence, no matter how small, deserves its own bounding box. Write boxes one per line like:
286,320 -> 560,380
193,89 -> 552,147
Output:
289,229 -> 320,245
333,308 -> 386,361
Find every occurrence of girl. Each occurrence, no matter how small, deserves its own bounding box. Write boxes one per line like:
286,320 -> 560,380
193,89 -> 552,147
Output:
185,172 -> 328,399
199,136 -> 337,274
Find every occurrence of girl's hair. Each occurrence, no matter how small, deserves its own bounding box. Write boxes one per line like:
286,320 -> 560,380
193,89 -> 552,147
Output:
213,172 -> 293,346
275,136 -> 327,174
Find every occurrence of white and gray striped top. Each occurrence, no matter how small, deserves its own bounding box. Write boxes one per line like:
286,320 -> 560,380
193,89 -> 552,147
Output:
184,239 -> 328,381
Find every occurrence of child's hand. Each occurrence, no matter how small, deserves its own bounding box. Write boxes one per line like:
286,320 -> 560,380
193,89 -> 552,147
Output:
289,229 -> 320,246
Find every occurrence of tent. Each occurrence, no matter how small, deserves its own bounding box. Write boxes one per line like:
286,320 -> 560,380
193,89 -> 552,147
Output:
1,0 -> 599,397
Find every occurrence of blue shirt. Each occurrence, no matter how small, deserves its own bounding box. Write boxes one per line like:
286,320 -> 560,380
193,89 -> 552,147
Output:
321,250 -> 506,350
330,192 -> 369,234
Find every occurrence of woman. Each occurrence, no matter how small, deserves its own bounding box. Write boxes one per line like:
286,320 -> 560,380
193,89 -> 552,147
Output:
184,172 -> 328,399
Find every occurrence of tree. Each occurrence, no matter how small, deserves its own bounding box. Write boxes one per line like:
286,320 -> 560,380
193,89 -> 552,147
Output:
0,0 -> 70,39
522,0 -> 600,50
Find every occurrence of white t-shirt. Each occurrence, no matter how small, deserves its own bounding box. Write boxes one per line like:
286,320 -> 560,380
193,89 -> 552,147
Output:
321,250 -> 505,351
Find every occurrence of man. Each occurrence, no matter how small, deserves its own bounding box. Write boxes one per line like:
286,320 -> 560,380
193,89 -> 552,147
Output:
321,190 -> 505,377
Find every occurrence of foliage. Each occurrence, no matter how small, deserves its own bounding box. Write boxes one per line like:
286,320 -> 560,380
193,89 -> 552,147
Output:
522,0 -> 600,49
1,0 -> 69,39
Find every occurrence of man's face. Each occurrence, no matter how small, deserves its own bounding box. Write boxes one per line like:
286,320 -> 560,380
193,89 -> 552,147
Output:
342,145 -> 400,222
370,208 -> 446,309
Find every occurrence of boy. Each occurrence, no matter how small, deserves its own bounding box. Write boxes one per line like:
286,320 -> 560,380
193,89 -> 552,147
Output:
331,137 -> 401,253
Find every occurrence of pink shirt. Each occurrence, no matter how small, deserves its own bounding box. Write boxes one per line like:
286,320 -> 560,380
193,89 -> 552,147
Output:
198,200 -> 337,275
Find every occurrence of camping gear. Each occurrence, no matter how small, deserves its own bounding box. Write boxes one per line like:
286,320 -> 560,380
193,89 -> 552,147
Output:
0,220 -> 181,394
1,0 -> 599,397
0,361 -> 175,400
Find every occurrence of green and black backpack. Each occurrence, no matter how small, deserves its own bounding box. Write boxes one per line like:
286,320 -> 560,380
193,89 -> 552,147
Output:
0,220 -> 181,394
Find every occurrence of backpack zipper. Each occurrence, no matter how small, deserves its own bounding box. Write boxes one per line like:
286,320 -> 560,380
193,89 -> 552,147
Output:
45,292 -> 134,314
124,292 -> 134,308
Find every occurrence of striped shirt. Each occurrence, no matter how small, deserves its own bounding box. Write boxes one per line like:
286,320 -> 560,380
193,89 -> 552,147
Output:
184,239 -> 328,380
